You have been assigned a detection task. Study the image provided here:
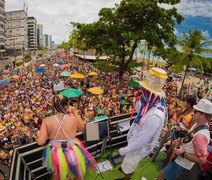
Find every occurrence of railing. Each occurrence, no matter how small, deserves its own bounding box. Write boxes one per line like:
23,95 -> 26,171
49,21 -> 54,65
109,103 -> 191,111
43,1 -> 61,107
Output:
9,113 -> 137,180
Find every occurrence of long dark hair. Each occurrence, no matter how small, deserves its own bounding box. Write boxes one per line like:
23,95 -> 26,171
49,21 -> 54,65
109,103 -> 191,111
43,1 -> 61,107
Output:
53,95 -> 69,114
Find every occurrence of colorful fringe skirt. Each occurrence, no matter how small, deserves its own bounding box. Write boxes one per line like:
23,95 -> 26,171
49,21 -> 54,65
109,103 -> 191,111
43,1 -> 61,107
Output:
43,139 -> 96,180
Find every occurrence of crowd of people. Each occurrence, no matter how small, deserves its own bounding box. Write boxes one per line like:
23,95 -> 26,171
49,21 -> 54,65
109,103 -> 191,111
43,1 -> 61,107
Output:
0,50 -> 211,179
0,51 -> 136,166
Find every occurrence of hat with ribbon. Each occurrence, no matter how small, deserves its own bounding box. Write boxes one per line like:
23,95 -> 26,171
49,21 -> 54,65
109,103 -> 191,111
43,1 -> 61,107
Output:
193,99 -> 212,115
139,67 -> 168,97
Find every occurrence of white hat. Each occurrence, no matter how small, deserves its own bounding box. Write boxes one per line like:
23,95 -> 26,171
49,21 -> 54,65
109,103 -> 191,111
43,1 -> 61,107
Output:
193,99 -> 212,115
138,67 -> 168,97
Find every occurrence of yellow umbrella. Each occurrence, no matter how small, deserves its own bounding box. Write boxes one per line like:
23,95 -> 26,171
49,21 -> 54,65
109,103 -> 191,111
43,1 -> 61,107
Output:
88,72 -> 98,76
88,87 -> 103,95
2,75 -> 8,79
70,73 -> 85,79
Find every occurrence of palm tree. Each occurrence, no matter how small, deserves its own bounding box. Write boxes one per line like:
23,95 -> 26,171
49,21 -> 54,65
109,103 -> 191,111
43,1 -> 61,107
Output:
175,29 -> 212,99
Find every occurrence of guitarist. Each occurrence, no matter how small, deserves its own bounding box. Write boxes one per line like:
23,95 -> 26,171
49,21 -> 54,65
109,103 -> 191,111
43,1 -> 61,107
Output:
157,99 -> 212,180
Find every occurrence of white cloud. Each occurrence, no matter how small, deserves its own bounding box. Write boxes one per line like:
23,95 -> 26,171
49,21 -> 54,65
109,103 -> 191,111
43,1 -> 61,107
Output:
174,28 -> 178,35
5,0 -> 121,44
201,30 -> 210,38
161,0 -> 212,18
176,0 -> 212,17
5,0 -> 212,44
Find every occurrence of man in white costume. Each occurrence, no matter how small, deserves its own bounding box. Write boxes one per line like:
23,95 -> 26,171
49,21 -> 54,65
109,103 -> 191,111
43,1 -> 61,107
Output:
118,67 -> 168,180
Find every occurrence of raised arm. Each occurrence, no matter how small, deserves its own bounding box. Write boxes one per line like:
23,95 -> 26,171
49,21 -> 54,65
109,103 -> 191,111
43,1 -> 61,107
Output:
37,118 -> 48,146
76,115 -> 85,132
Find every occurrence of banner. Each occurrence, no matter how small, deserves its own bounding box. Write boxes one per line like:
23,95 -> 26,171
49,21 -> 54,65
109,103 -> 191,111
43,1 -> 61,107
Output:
53,81 -> 64,91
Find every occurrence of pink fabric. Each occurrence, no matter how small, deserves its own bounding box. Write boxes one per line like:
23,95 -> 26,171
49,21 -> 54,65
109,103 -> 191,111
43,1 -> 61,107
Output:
192,134 -> 208,157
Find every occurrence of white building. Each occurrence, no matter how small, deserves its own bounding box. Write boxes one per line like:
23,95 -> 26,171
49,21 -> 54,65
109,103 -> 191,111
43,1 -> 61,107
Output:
0,0 -> 6,59
27,16 -> 37,51
37,24 -> 43,48
43,34 -> 52,49
5,10 -> 28,56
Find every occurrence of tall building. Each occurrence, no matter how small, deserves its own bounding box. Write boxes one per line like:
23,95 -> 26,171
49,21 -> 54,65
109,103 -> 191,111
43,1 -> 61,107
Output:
37,24 -> 43,48
43,34 -> 52,49
0,0 -> 6,59
5,10 -> 28,56
27,16 -> 37,51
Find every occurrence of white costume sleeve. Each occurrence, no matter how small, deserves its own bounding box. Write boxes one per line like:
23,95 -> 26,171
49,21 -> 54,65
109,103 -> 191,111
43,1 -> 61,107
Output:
119,114 -> 162,156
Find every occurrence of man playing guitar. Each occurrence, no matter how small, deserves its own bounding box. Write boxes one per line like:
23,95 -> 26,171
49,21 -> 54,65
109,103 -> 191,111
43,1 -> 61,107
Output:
157,99 -> 212,180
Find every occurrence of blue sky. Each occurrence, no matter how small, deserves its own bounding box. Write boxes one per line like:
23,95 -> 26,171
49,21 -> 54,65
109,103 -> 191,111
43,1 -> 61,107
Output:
175,16 -> 212,40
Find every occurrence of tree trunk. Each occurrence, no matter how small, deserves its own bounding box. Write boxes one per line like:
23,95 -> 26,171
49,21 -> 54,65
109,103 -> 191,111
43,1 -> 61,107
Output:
119,64 -> 124,88
178,64 -> 189,99
143,40 -> 147,63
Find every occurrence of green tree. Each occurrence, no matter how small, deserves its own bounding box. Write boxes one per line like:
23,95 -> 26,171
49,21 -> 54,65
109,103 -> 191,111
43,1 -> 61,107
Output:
175,29 -> 212,99
73,0 -> 183,82
57,41 -> 69,50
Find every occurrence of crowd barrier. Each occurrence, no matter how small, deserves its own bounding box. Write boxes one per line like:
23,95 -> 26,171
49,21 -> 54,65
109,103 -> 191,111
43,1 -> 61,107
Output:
9,113 -> 137,180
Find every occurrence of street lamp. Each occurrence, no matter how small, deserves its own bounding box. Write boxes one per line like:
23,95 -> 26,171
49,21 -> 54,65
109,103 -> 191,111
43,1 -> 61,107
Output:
65,23 -> 75,50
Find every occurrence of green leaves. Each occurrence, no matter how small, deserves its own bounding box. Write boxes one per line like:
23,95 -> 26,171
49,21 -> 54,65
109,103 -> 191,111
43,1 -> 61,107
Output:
71,0 -> 183,82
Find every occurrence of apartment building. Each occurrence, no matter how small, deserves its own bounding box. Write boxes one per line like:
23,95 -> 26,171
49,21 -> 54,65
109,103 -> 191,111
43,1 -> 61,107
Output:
0,0 -> 5,59
27,16 -> 37,51
5,10 -> 28,56
43,34 -> 52,49
37,24 -> 43,48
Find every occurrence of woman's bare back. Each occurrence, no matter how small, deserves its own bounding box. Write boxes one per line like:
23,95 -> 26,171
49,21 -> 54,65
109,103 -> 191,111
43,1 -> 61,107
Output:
45,114 -> 80,140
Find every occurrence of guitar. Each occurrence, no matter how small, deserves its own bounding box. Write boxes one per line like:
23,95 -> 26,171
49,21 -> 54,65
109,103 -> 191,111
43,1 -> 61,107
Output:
164,124 -> 209,166
164,131 -> 193,166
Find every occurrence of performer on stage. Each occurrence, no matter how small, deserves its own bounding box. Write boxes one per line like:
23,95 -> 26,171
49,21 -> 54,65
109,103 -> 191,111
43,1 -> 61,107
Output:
157,99 -> 212,180
118,67 -> 168,180
37,94 -> 96,180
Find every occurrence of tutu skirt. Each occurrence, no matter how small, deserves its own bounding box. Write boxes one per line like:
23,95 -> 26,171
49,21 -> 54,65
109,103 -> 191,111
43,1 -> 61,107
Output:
43,139 -> 96,180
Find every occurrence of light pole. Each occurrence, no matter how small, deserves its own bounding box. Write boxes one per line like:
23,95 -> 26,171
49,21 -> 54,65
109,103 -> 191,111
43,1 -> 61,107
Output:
65,23 -> 75,51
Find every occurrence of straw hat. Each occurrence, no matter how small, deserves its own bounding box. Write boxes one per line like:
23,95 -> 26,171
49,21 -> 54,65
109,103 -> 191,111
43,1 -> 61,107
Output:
193,99 -> 212,115
138,67 -> 168,97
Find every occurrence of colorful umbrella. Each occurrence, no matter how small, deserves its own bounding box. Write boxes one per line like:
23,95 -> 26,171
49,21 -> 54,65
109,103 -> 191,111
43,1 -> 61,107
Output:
0,79 -> 10,86
10,75 -> 19,80
2,69 -> 10,73
53,63 -> 59,67
88,72 -> 98,76
60,88 -> 82,98
60,64 -> 69,68
70,73 -> 85,79
40,64 -> 46,67
60,71 -> 71,77
35,68 -> 46,73
2,74 -> 9,79
128,81 -> 141,87
88,87 -> 103,95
